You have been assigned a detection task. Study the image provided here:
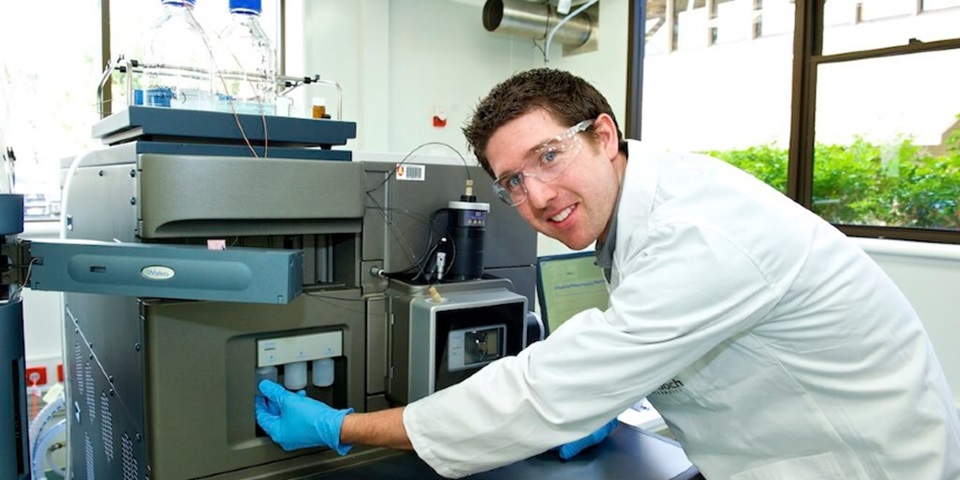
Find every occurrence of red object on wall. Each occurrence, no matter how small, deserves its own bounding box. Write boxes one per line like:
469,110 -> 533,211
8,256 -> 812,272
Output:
432,115 -> 447,128
26,366 -> 47,386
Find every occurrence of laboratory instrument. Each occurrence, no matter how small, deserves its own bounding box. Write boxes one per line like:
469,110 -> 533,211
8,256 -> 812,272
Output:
0,105 -> 536,479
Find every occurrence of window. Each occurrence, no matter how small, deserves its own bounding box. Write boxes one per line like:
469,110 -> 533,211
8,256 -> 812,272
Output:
0,1 -> 282,222
808,1 -> 960,236
710,0 -> 754,46
637,0 -> 960,242
642,0 -> 795,192
676,0 -> 711,50
813,50 -> 960,230
755,0 -> 794,37
923,0 -> 960,12
0,0 -> 101,221
823,0 -> 960,54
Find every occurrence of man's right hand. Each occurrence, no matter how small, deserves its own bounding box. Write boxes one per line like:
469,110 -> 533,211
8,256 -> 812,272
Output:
255,379 -> 354,455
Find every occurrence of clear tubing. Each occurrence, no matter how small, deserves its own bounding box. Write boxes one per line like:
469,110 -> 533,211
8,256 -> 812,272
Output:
28,390 -> 65,464
32,419 -> 66,480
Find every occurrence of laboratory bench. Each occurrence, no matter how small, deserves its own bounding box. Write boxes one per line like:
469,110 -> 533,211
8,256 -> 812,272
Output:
306,423 -> 701,480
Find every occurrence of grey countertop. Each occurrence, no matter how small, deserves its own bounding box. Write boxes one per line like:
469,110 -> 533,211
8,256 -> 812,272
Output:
307,423 -> 700,480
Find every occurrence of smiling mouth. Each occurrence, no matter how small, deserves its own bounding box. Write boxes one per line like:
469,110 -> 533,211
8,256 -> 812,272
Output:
549,205 -> 575,223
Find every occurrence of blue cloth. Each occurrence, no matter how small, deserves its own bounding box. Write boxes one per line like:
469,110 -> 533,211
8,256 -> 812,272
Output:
255,379 -> 354,455
556,419 -> 619,460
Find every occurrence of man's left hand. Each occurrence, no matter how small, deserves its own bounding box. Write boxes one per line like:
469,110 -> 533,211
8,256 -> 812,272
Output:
555,419 -> 619,460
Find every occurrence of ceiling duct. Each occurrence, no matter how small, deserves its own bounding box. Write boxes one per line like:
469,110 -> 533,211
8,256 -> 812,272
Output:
482,0 -> 594,48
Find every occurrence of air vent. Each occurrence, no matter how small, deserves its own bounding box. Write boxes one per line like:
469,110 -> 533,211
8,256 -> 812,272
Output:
101,392 -> 114,463
85,432 -> 95,480
122,433 -> 138,480
85,362 -> 96,422
75,341 -> 84,397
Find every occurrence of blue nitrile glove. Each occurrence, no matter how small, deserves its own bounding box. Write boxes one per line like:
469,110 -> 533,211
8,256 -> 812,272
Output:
255,379 -> 354,455
555,419 -> 619,460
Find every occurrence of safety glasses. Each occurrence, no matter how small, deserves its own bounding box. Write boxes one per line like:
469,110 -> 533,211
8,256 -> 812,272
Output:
491,119 -> 594,207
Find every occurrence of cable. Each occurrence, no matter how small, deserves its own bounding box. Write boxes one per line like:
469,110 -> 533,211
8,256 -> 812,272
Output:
365,192 -> 430,271
45,441 -> 66,478
363,142 -> 475,285
532,38 -> 547,58
8,257 -> 38,302
544,0 -> 599,64
184,5 -> 270,159
366,194 -> 457,283
32,419 -> 66,480
366,141 -> 473,195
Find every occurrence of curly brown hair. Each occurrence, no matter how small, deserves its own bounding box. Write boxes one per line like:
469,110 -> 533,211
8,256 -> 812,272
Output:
462,68 -> 626,178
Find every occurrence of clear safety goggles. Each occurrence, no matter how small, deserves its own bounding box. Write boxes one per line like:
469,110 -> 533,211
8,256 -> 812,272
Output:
491,119 -> 594,207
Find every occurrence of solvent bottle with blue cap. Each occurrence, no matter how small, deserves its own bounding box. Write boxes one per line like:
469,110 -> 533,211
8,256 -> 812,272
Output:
215,0 -> 277,115
141,0 -> 216,111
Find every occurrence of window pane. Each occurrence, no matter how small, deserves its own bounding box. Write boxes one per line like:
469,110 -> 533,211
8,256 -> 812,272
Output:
813,50 -> 960,230
646,0 -> 670,55
676,0 -> 710,50
0,0 -> 101,220
823,0 -> 960,55
643,0 -> 794,193
923,0 -> 960,12
710,0 -> 754,45
756,0 -> 794,38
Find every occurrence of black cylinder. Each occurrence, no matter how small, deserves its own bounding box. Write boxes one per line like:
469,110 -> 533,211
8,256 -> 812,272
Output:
447,200 -> 489,281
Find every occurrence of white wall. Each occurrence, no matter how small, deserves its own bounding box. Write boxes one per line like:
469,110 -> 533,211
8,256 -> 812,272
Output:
297,0 -> 533,155
856,239 -> 960,404
296,0 -> 629,155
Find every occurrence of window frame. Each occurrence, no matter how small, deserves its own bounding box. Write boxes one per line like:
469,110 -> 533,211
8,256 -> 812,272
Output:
627,0 -> 960,244
789,1 -> 960,244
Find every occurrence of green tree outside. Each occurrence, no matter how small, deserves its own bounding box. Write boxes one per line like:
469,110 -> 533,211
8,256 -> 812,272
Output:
706,117 -> 960,230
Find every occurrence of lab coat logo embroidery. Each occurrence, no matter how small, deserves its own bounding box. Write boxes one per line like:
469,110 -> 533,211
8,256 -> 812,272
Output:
654,378 -> 685,395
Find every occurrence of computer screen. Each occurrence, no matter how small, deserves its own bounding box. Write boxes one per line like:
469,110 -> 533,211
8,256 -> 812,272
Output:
536,251 -> 610,335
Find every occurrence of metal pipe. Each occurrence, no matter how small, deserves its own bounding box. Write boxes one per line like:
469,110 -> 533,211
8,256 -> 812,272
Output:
544,0 -> 598,59
482,0 -> 593,48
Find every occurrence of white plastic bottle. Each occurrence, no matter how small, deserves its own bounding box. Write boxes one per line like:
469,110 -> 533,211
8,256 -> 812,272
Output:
283,361 -> 308,390
311,358 -> 335,388
141,0 -> 216,111
215,0 -> 277,115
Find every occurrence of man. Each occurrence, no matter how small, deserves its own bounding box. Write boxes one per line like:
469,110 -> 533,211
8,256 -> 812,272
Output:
257,68 -> 960,478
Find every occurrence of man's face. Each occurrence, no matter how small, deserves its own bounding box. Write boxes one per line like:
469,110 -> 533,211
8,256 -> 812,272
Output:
485,109 -> 621,250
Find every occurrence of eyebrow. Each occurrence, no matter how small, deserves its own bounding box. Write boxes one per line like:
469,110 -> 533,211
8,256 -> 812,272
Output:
496,128 -> 567,179
526,130 -> 566,159
498,137 -> 552,178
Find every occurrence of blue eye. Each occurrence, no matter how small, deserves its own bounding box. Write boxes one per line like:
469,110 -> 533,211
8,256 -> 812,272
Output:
506,174 -> 523,190
541,150 -> 558,164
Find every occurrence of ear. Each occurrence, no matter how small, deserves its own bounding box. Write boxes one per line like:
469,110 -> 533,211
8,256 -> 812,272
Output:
593,113 -> 620,161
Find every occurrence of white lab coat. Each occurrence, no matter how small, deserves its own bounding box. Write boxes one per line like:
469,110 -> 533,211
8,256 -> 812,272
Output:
403,140 -> 960,479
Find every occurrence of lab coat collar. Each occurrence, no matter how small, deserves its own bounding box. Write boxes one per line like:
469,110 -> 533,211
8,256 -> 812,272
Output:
609,139 -> 661,287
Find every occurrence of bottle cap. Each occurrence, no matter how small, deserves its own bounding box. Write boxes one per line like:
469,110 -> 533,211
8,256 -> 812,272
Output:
229,0 -> 262,14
